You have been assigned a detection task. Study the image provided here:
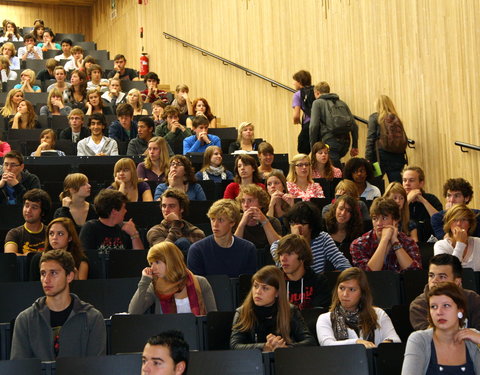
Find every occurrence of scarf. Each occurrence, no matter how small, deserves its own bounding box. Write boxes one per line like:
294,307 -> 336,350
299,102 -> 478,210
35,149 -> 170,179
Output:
330,304 -> 375,342
154,269 -> 206,316
203,165 -> 227,180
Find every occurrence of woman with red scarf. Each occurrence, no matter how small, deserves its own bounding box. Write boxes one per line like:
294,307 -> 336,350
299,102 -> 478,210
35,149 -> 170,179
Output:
128,242 -> 217,315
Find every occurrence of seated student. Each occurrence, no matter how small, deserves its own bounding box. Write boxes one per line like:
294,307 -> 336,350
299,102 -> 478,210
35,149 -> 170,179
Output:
79,189 -> 144,251
187,199 -> 257,277
54,38 -> 74,61
0,21 -> 23,43
63,70 -> 88,110
411,254 -> 480,332
127,88 -> 148,116
434,205 -> 480,271
46,66 -> 71,94
350,197 -> 422,272
266,171 -> 294,219
431,178 -> 480,239
183,115 -> 221,154
402,165 -> 443,242
383,182 -> 418,242
141,71 -> 169,103
0,135 -> 11,157
108,103 -> 138,142
4,188 -> 51,255
228,122 -> 261,154
316,267 -> 400,347
30,217 -> 89,281
129,242 -> 216,315
224,154 -> 266,200
11,249 -> 106,360
186,98 -> 217,128
0,151 -> 41,205
36,58 -> 57,82
271,201 -> 351,273
141,331 -> 189,375
235,184 -> 282,248
155,105 -> 191,155
321,179 -> 371,220
1,88 -> 23,117
136,136 -> 171,186
76,113 -> 119,156
286,154 -> 325,201
147,188 -> 205,253
80,56 -> 96,80
171,84 -> 194,124
14,69 -> 41,93
101,78 -> 126,110
152,99 -> 167,127
343,157 -> 381,201
54,173 -> 97,231
10,100 -> 40,129
86,64 -> 109,92
84,88 -> 113,115
0,56 -> 17,82
17,33 -> 43,61
32,23 -> 45,43
31,129 -> 66,157
37,29 -> 60,51
195,145 -> 234,182
1,42 -> 20,70
40,88 -> 72,117
230,265 -> 316,350
64,45 -> 84,72
107,54 -> 138,80
59,109 -> 90,144
257,142 -> 283,179
277,234 -> 331,310
154,155 -> 206,201
127,116 -> 167,156
310,141 -> 342,179
109,157 -> 153,202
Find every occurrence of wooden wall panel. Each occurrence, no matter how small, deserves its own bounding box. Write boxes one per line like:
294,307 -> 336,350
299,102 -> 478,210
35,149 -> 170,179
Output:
0,2 -> 92,40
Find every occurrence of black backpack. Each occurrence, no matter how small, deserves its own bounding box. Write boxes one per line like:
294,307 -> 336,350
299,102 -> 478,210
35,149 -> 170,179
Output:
325,98 -> 355,136
300,86 -> 315,117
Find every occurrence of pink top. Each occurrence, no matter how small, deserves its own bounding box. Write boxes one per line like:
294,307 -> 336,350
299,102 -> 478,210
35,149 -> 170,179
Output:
312,167 -> 342,179
286,181 -> 325,201
0,141 -> 12,157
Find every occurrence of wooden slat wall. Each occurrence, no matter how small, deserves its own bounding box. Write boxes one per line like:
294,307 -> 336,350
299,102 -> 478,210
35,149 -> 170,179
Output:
0,2 -> 92,40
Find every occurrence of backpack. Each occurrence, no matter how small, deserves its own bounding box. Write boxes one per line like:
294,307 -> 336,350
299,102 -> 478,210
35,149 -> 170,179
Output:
378,113 -> 408,154
300,86 -> 315,117
324,98 -> 355,136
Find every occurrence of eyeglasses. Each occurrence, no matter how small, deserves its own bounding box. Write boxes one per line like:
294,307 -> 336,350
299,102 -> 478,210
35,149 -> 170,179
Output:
3,163 -> 21,168
295,163 -> 310,168
170,162 -> 184,167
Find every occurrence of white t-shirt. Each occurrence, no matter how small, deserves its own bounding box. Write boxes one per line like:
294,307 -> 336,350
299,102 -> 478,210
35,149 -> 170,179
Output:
175,297 -> 192,313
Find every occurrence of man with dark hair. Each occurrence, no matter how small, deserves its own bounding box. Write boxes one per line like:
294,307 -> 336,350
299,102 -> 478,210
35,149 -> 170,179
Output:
156,105 -> 191,155
4,188 -> 51,255
54,38 -> 74,61
431,178 -> 480,239
0,151 -> 41,205
350,197 -> 422,272
271,201 -> 351,274
182,115 -> 220,154
79,189 -> 144,251
18,33 -> 43,60
141,330 -> 189,375
127,116 -> 155,156
37,58 -> 57,81
309,81 -> 359,168
107,54 -> 138,80
109,103 -> 138,142
59,109 -> 89,143
11,249 -> 106,360
77,113 -> 118,156
141,72 -> 169,103
409,253 -> 480,330
277,234 -> 331,310
147,188 -> 205,257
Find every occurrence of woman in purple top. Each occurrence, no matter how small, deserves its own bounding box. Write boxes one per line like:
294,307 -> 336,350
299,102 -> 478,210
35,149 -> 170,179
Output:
136,136 -> 170,188
110,158 -> 153,202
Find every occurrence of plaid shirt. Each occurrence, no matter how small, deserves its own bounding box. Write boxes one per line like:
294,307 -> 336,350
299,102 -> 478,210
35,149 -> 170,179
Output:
147,219 -> 205,246
350,230 -> 422,272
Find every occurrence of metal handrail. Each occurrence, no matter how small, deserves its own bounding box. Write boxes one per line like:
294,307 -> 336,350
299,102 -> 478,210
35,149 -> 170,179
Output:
455,141 -> 480,153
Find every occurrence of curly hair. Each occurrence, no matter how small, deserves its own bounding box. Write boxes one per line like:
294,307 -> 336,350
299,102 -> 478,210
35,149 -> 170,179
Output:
325,195 -> 363,241
237,184 -> 271,214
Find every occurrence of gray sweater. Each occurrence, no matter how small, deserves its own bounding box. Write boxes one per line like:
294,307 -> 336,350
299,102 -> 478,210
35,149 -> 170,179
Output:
11,293 -> 106,360
402,328 -> 480,374
128,274 -> 217,314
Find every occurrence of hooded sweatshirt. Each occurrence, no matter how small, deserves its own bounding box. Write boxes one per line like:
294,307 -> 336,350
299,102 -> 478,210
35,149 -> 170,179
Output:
285,267 -> 331,310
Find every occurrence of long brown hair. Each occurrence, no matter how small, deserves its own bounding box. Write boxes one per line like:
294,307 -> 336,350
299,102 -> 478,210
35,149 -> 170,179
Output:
325,195 -> 363,240
111,158 -> 140,194
311,141 -> 335,179
144,136 -> 170,175
192,97 -> 214,121
10,100 -> 37,129
383,182 -> 410,234
330,267 -> 378,337
233,266 -> 292,344
200,145 -> 223,172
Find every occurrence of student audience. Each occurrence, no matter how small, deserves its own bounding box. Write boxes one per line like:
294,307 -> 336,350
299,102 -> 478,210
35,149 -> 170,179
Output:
63,70 -> 88,110
64,45 -> 84,72
0,56 -> 17,82
310,141 -> 342,179
109,158 -> 153,202
321,179 -> 370,220
0,42 -> 20,70
101,78 -> 126,109
286,153 -> 324,201
54,38 -> 74,61
0,21 -> 23,42
126,88 -> 148,116
37,30 -> 60,50
186,97 -> 216,128
266,170 -> 294,219
10,100 -> 40,129
107,54 -> 138,80
171,84 -> 194,122
136,136 -> 170,186
1,88 -> 23,117
32,24 -> 44,43
108,103 -> 138,142
46,66 -> 71,93
195,145 -> 234,182
14,69 -> 41,93
76,113 -> 119,156
18,33 -> 43,60
182,115 -> 221,154
127,116 -> 157,156
228,121 -> 261,154
31,129 -> 66,157
59,109 -> 90,144
343,157 -> 381,201
224,154 -> 265,200
86,64 -> 109,92
156,105 -> 191,154
84,88 -> 113,115
40,88 -> 72,117
257,142 -> 283,179
141,72 -> 169,103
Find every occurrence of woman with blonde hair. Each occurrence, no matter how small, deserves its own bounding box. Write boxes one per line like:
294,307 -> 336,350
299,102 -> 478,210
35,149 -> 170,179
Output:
0,56 -> 17,82
384,182 -> 418,242
40,88 -> 72,117
0,88 -> 23,117
434,205 -> 480,271
128,242 -> 217,315
366,94 -> 407,183
54,173 -> 97,231
14,69 -> 41,93
110,158 -> 153,202
195,145 -> 234,182
10,100 -> 39,129
317,267 -> 400,347
0,42 -> 20,70
230,265 -> 315,350
136,136 -> 170,187
228,122 -> 262,154
286,153 -> 324,201
127,88 -> 148,116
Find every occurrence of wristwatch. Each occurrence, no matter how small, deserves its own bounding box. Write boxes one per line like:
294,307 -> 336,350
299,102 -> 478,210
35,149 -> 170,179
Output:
392,242 -> 403,252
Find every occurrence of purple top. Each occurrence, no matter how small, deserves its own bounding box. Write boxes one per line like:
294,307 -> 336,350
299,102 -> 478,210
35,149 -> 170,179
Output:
136,162 -> 166,186
292,90 -> 310,123
107,181 -> 152,202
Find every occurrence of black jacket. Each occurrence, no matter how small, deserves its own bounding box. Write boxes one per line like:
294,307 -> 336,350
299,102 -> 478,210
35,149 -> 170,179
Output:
0,169 -> 41,205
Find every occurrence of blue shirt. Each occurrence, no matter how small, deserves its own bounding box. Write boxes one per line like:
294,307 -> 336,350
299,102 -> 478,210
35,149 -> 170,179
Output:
154,183 -> 206,201
183,134 -> 221,154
